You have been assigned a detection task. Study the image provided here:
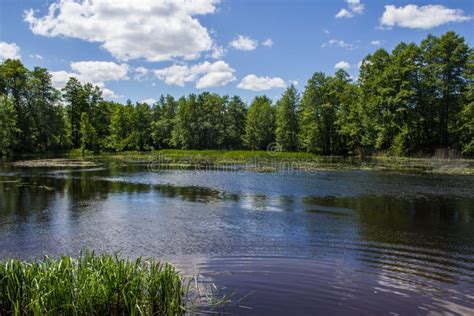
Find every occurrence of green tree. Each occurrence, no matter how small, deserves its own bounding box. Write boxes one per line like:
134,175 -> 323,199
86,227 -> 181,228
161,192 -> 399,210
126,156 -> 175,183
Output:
224,96 -> 247,149
110,101 -> 136,151
134,102 -> 153,151
276,85 -> 299,151
244,96 -> 275,150
434,32 -> 470,148
172,95 -> 201,149
80,112 -> 96,153
152,95 -> 177,149
0,97 -> 18,156
0,59 -> 28,151
26,67 -> 66,152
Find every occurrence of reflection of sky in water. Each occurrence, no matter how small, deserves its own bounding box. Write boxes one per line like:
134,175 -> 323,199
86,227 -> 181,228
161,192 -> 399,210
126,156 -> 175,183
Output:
0,164 -> 473,314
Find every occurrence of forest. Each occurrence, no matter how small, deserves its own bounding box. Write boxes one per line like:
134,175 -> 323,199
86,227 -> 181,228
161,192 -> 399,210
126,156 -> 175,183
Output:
0,31 -> 472,157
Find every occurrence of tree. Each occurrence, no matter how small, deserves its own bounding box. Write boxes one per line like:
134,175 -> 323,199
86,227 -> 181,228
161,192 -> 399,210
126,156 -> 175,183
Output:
358,49 -> 391,153
434,32 -> 470,148
0,97 -> 18,156
110,102 -> 134,151
224,96 -> 247,149
276,85 -> 299,151
244,96 -> 275,150
134,102 -> 153,151
80,112 -> 96,153
457,49 -> 474,155
0,59 -> 28,151
26,67 -> 65,152
298,72 -> 328,153
63,79 -> 102,148
172,95 -> 201,149
151,95 -> 177,149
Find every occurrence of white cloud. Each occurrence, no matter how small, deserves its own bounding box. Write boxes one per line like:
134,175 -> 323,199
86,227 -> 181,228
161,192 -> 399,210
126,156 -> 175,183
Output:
141,98 -> 157,105
102,88 -> 119,99
336,9 -> 353,18
70,61 -> 129,83
134,67 -> 149,80
209,45 -> 226,59
380,4 -> 471,29
289,80 -> 298,86
323,29 -> 330,34
154,60 -> 236,88
262,38 -> 273,47
50,70 -> 73,90
29,53 -> 43,60
229,35 -> 258,51
322,39 -> 356,50
336,0 -> 364,18
24,0 -> 219,62
154,64 -> 190,86
370,40 -> 382,46
0,42 -> 21,60
335,61 -> 351,70
50,61 -> 128,100
237,75 -> 286,91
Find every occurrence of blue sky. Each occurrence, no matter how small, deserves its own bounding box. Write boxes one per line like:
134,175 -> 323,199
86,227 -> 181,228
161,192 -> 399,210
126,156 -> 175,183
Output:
0,0 -> 473,104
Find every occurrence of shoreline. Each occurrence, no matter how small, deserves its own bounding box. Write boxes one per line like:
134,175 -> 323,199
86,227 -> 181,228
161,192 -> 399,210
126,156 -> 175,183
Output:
5,150 -> 474,175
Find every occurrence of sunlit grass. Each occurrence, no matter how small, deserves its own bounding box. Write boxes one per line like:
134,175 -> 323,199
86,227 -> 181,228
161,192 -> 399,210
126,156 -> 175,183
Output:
0,251 -> 186,315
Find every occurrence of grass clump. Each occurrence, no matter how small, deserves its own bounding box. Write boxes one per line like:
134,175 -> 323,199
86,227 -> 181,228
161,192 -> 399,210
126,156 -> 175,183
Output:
0,251 -> 186,315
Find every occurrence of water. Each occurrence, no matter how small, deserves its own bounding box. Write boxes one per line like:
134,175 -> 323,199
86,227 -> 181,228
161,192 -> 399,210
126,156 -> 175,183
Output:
0,162 -> 473,314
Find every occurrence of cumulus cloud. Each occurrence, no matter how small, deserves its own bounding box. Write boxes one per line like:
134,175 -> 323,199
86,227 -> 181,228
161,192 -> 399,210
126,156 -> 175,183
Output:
322,39 -> 356,50
229,35 -> 258,51
335,61 -> 351,71
0,42 -> 21,60
237,75 -> 286,91
370,40 -> 382,46
134,67 -> 149,80
70,61 -> 129,83
102,88 -> 119,99
336,0 -> 364,18
154,60 -> 236,89
380,4 -> 471,29
24,0 -> 219,62
209,45 -> 226,59
50,61 -> 128,99
141,98 -> 157,105
262,38 -> 273,47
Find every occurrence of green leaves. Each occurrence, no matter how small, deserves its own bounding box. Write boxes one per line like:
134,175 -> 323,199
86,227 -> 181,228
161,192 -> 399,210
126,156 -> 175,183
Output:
0,251 -> 186,315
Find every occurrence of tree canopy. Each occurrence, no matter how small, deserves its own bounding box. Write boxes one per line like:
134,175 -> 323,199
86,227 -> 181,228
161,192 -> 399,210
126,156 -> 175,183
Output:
0,32 -> 472,157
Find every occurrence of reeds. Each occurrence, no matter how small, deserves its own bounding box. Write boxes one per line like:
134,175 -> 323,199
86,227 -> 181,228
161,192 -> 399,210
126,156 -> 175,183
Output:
0,251 -> 186,315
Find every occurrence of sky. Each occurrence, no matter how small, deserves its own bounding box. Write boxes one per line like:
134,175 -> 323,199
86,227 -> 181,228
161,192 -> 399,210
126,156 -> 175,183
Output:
0,0 -> 473,104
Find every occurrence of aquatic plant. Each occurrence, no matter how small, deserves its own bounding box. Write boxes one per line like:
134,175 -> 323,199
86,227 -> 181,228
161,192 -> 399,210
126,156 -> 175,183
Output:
0,251 -> 186,315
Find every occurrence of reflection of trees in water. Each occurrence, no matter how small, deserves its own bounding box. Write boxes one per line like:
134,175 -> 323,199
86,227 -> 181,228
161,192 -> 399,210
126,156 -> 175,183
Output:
303,194 -> 474,287
0,170 -> 229,225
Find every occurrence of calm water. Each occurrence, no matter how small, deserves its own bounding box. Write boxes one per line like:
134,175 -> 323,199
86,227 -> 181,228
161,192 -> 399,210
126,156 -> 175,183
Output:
1,161 -> 473,314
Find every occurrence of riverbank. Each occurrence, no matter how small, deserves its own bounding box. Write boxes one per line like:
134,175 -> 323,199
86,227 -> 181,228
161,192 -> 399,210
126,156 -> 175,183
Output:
6,150 -> 474,175
0,252 -> 188,315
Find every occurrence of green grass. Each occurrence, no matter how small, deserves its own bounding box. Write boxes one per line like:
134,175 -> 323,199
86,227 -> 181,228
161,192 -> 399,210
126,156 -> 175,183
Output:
0,251 -> 187,315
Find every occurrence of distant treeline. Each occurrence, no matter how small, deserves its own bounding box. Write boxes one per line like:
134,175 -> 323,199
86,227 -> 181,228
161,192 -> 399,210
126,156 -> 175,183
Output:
0,31 -> 472,157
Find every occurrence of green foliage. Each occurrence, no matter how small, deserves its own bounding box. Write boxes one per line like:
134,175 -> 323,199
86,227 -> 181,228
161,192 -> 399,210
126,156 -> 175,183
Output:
80,112 -> 96,153
276,85 -> 299,151
244,96 -> 275,150
0,97 -> 18,156
0,31 -> 472,157
0,251 -> 185,315
152,95 -> 177,149
224,96 -> 247,149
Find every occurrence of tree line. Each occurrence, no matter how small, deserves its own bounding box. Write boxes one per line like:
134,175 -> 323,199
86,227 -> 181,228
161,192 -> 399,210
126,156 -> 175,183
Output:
0,32 -> 472,157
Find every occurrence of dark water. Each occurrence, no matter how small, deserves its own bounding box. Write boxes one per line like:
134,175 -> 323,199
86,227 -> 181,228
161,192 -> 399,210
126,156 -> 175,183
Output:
0,162 -> 473,314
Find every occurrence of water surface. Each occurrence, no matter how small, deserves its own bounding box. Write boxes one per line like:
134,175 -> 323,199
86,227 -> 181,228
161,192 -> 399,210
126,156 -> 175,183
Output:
0,162 -> 473,314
